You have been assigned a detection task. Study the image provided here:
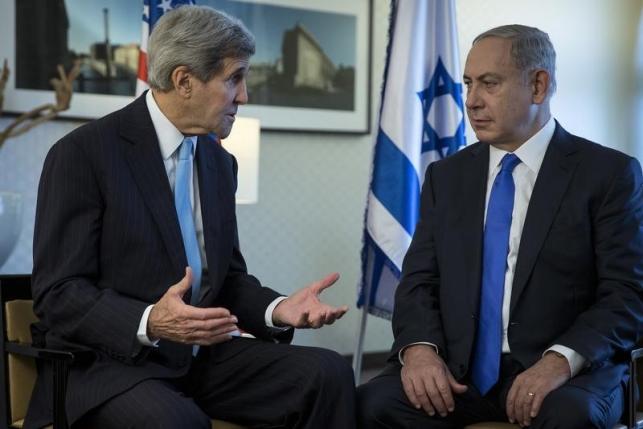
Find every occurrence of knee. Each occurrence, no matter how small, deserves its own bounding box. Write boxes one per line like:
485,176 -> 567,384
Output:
149,406 -> 211,429
534,387 -> 611,429
304,348 -> 355,393
357,380 -> 391,426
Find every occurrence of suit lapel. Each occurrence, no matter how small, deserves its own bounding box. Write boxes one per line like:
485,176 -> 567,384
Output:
120,94 -> 186,274
509,123 -> 580,314
461,143 -> 489,316
195,134 -> 222,289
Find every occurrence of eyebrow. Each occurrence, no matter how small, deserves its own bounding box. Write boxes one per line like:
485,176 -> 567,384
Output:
463,72 -> 503,82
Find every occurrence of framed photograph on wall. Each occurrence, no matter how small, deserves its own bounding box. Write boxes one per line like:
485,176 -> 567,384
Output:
0,0 -> 372,134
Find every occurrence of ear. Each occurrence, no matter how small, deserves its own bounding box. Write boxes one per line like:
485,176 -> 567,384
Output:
170,66 -> 192,98
531,69 -> 550,104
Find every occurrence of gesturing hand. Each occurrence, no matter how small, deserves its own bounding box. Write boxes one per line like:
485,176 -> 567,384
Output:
401,345 -> 468,417
506,352 -> 571,427
147,267 -> 238,345
272,272 -> 349,328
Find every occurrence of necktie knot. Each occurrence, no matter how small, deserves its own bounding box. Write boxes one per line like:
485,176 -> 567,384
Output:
178,137 -> 194,161
500,153 -> 521,173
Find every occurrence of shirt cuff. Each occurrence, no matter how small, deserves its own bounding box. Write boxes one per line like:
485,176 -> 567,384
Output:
265,296 -> 290,330
398,342 -> 439,365
545,344 -> 587,377
137,305 -> 160,347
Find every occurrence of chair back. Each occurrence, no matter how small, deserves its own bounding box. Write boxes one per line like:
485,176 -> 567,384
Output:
0,275 -> 35,429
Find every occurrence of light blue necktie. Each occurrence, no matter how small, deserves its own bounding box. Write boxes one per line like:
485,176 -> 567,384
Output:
175,137 -> 202,356
472,153 -> 521,395
174,137 -> 202,305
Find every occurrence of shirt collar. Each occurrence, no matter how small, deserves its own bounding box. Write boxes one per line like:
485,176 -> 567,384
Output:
488,116 -> 555,175
145,90 -> 196,160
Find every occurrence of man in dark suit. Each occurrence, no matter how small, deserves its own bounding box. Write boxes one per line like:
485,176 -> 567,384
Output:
26,6 -> 355,429
357,24 -> 642,428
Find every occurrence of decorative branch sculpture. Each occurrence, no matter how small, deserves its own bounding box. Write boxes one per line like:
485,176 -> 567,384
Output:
0,58 -> 81,149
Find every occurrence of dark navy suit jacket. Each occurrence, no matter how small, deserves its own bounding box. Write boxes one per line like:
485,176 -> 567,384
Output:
392,122 -> 643,396
26,94 -> 291,426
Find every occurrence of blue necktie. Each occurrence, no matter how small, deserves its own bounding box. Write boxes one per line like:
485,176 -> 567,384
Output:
472,153 -> 521,395
174,137 -> 202,306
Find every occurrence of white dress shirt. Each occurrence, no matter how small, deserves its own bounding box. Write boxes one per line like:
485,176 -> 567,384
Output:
401,117 -> 586,377
137,91 -> 285,346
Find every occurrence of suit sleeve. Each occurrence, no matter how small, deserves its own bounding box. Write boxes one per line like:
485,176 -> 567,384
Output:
32,134 -> 149,363
391,163 -> 447,358
555,156 -> 643,365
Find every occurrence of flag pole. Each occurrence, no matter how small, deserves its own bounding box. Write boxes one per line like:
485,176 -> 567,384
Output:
352,287 -> 371,384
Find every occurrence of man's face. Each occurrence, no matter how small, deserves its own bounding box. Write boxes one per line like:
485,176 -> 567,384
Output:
463,37 -> 538,150
187,57 -> 250,138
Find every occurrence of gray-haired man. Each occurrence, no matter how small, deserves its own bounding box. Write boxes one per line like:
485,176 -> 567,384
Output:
357,24 -> 642,428
27,6 -> 355,428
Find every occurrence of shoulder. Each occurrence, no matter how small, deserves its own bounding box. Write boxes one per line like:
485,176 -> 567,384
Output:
428,141 -> 486,177
49,97 -> 143,159
557,128 -> 641,180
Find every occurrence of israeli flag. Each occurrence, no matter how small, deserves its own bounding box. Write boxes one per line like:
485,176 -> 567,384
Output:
357,0 -> 465,319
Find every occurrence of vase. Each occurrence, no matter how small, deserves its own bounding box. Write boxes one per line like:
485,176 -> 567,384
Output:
0,191 -> 22,269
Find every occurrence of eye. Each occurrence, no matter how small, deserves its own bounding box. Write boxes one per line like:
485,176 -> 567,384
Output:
484,81 -> 498,89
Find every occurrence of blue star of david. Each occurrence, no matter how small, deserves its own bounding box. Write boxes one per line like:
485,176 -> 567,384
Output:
418,58 -> 466,158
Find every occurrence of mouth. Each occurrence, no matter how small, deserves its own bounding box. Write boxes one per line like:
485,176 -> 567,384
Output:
470,118 -> 492,128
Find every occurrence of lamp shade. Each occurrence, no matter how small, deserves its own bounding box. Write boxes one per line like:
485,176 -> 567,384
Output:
220,117 -> 260,204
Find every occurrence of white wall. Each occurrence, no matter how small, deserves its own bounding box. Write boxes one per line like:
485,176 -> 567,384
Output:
0,0 -> 641,357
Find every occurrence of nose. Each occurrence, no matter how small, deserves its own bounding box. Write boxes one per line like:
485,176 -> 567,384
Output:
235,79 -> 248,105
465,84 -> 482,110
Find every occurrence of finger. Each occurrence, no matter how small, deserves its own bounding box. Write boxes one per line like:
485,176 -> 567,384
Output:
530,391 -> 544,419
308,310 -> 329,328
169,267 -> 193,297
401,373 -> 422,410
435,375 -> 455,413
522,388 -> 537,426
198,324 -> 239,340
187,323 -> 238,344
412,376 -> 435,416
423,376 -> 448,416
447,372 -> 468,394
506,380 -> 519,423
186,315 -> 237,332
310,272 -> 340,294
182,306 -> 232,321
514,385 -> 530,425
297,310 -> 309,328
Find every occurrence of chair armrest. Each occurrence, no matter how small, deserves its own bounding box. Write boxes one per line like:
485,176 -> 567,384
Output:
631,348 -> 643,362
5,341 -> 74,361
627,347 -> 643,429
6,341 -> 74,429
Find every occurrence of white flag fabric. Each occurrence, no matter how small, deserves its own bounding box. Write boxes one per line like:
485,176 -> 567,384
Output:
357,0 -> 466,319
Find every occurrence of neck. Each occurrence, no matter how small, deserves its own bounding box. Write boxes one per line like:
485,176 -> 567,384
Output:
493,107 -> 551,152
151,89 -> 193,134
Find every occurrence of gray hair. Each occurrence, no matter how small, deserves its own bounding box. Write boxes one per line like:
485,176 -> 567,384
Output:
473,24 -> 557,96
147,5 -> 255,91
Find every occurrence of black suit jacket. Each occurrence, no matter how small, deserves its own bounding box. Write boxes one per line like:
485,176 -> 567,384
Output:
27,94 -> 291,425
392,122 -> 642,394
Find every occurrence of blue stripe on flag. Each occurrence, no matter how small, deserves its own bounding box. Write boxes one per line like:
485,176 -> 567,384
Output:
371,129 -> 421,236
357,233 -> 401,311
